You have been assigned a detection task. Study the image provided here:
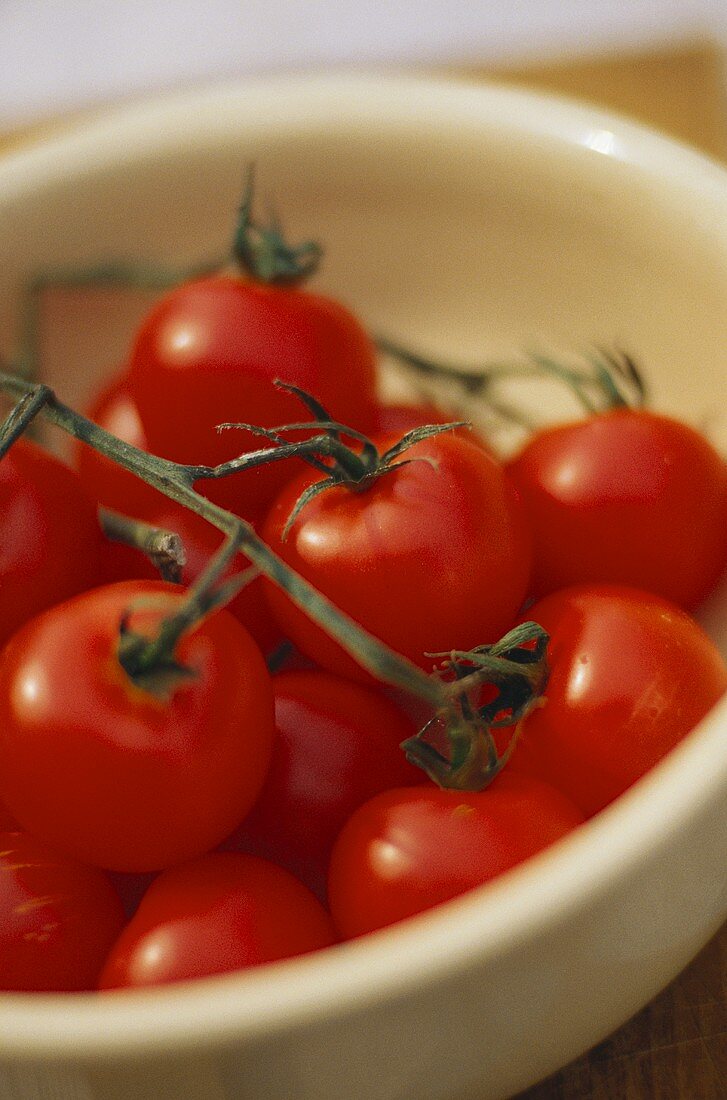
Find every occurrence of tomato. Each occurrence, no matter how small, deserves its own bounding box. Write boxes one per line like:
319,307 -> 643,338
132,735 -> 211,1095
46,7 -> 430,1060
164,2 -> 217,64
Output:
0,830 -> 125,991
512,585 -> 727,817
262,432 -> 533,681
0,802 -> 17,831
0,437 -> 103,648
327,773 -> 584,938
224,670 -> 422,897
98,852 -> 336,989
507,408 -> 727,608
0,581 -> 275,872
122,275 -> 379,519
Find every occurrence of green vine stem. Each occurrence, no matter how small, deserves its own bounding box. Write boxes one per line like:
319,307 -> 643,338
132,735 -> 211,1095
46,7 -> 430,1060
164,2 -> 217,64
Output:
231,165 -> 322,285
402,622 -> 550,789
0,366 -> 550,790
0,366 -> 443,710
99,508 -> 186,584
378,339 -> 646,423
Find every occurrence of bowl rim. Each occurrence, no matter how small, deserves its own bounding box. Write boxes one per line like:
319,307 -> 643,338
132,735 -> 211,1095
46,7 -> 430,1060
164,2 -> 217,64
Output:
0,70 -> 725,1060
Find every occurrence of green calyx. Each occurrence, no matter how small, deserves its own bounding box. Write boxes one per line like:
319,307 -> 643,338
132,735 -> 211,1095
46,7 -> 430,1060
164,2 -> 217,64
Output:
401,622 -> 550,791
116,612 -> 197,700
231,166 -> 322,286
218,381 -> 470,538
114,535 -> 257,700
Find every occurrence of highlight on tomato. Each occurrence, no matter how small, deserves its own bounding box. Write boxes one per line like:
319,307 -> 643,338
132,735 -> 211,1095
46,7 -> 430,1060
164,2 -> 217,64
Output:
0,580 -> 275,872
510,584 -> 727,817
0,830 -> 125,992
99,852 -> 336,989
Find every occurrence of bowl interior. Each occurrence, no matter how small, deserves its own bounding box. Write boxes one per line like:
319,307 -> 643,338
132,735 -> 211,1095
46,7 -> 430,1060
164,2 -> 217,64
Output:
0,74 -> 725,1080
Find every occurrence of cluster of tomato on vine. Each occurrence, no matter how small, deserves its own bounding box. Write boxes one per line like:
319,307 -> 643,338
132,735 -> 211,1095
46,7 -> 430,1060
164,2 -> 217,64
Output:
0,175 -> 724,992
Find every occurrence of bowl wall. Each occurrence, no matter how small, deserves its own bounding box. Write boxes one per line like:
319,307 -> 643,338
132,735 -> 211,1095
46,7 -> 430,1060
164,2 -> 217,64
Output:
0,73 -> 725,1100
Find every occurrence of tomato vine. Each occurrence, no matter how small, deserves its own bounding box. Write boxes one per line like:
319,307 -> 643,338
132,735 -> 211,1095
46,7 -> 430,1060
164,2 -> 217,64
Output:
0,363 -> 549,792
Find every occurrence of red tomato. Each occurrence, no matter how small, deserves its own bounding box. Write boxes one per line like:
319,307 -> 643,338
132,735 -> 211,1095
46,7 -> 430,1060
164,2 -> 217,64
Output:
328,773 -> 584,938
513,585 -> 727,817
507,408 -> 727,608
0,581 -> 275,872
0,830 -> 125,992
0,438 -> 103,648
123,275 -> 379,519
99,852 -> 336,989
262,432 -> 533,681
225,670 -> 422,897
0,802 -> 17,831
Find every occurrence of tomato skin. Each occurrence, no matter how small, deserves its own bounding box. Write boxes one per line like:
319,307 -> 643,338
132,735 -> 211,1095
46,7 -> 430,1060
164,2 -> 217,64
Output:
124,275 -> 379,518
514,585 -> 727,817
0,581 -> 275,872
0,438 -> 103,648
0,802 -> 18,831
371,402 -> 487,449
327,774 -> 584,939
98,852 -> 336,989
0,830 -> 125,992
263,432 -> 533,681
225,670 -> 422,897
507,408 -> 727,608
372,401 -> 452,436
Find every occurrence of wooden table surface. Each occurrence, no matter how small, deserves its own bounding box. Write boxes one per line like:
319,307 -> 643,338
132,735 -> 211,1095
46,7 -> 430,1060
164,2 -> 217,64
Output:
2,39 -> 726,1100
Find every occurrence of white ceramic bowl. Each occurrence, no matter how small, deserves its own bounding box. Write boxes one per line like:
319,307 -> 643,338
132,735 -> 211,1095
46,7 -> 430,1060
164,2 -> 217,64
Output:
0,73 -> 725,1100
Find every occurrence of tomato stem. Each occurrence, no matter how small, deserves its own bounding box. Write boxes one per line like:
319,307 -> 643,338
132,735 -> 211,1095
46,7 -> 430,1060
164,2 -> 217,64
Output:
216,384 -> 469,535
401,622 -> 550,789
379,340 -> 646,422
0,368 -> 550,790
231,166 -> 322,286
0,366 -> 444,710
99,508 -> 186,583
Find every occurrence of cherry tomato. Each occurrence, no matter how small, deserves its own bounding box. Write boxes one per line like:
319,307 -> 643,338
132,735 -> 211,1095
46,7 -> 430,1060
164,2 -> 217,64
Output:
513,585 -> 727,817
507,408 -> 727,608
263,432 -> 533,681
0,437 -> 103,648
99,852 -> 336,989
0,830 -> 125,991
122,275 -> 379,519
327,773 -> 584,938
225,670 -> 422,897
0,581 -> 275,872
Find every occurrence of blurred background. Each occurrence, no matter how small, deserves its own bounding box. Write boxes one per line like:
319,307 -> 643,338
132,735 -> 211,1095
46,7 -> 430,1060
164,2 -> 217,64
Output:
1,0 -> 727,159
